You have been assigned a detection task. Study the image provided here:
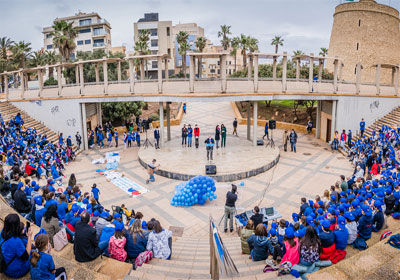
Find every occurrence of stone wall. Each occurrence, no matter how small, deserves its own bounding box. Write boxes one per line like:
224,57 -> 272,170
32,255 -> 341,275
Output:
327,0 -> 400,84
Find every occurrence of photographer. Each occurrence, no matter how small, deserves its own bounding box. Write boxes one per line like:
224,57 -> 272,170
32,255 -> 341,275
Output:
224,184 -> 238,233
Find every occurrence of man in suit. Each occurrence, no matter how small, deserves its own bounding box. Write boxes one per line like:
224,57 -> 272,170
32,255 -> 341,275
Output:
154,127 -> 160,149
204,136 -> 215,161
74,212 -> 102,262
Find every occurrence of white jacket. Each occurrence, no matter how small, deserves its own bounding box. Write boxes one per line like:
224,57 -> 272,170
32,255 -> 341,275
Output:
146,229 -> 172,259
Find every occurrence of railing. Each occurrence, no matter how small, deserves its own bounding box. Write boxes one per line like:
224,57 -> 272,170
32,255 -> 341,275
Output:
209,216 -> 239,280
93,42 -> 106,47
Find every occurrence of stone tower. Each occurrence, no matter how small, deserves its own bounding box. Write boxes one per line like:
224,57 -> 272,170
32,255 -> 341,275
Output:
327,0 -> 400,84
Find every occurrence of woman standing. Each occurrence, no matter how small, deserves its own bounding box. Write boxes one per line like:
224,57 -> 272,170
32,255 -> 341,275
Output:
215,125 -> 221,149
221,124 -> 227,148
282,130 -> 289,152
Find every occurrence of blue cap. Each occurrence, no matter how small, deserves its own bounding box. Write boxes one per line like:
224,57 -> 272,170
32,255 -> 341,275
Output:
269,228 -> 277,236
317,208 -> 323,215
339,192 -> 345,197
18,182 -> 23,189
82,198 -> 89,204
71,204 -> 79,213
101,211 -> 109,218
321,219 -> 331,229
318,201 -> 324,206
50,180 -> 55,185
337,216 -> 346,228
31,181 -> 36,186
306,216 -> 314,226
330,195 -> 336,201
361,204 -> 370,212
142,220 -> 148,230
114,213 -> 122,219
271,222 -> 278,229
285,227 -> 295,239
93,210 -> 100,217
292,213 -> 299,222
114,222 -> 124,232
34,196 -> 43,205
344,211 -> 355,221
78,207 -> 85,214
374,200 -> 383,210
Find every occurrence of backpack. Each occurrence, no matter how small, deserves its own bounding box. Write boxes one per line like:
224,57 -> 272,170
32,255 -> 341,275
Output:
0,239 -> 17,273
392,213 -> 400,220
134,250 -> 153,268
277,261 -> 292,276
386,234 -> 400,249
380,230 -> 392,241
352,237 -> 368,250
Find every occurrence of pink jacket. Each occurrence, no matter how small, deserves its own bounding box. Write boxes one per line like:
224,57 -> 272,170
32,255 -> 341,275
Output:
281,238 -> 299,265
108,236 -> 127,262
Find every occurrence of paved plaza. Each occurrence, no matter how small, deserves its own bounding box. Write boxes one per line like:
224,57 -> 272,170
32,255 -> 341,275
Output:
63,102 -> 353,238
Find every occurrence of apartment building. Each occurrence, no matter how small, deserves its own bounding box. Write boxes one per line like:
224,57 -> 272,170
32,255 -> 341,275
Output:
172,23 -> 204,74
43,12 -> 112,58
133,13 -> 174,78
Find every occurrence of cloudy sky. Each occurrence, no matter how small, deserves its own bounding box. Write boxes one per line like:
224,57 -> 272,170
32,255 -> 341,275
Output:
1,0 -> 399,54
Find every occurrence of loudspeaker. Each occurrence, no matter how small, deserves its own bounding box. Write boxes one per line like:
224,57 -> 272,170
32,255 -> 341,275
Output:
269,120 -> 276,130
257,139 -> 264,146
205,164 -> 217,175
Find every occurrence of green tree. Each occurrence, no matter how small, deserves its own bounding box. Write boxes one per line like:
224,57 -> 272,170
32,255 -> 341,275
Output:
44,51 -> 60,78
319,47 -> 328,57
271,36 -> 284,54
102,101 -> 145,125
0,37 -> 15,92
51,20 -> 77,62
30,50 -> 46,67
293,50 -> 304,56
11,41 -> 32,68
217,25 -> 231,50
134,40 -> 150,78
195,36 -> 206,77
239,34 -> 249,68
230,36 -> 240,73
176,31 -> 190,77
137,29 -> 151,77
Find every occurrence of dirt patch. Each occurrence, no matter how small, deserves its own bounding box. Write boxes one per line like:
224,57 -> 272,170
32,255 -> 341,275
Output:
141,102 -> 181,120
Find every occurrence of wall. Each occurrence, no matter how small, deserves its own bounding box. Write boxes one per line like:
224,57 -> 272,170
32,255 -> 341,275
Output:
11,99 -> 83,145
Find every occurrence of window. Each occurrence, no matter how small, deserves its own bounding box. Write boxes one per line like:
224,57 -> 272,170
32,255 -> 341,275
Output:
217,60 -> 220,66
166,27 -> 170,36
229,69 -> 232,75
46,45 -> 52,49
79,28 -> 91,34
151,39 -> 158,47
46,34 -> 52,39
79,19 -> 92,26
210,69 -> 215,73
355,67 -> 357,75
167,48 -> 171,56
149,28 -> 158,36
151,50 -> 158,54
217,69 -> 220,74
358,19 -> 361,27
229,61 -> 232,65
356,42 -> 359,50
93,27 -> 104,36
77,40 -> 84,46
85,39 -> 91,45
93,38 -> 105,47
152,61 -> 158,68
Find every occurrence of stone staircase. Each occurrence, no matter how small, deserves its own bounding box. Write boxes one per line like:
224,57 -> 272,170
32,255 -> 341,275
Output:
124,236 -> 293,280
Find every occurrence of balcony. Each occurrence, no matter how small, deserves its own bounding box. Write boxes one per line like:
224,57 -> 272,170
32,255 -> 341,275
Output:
79,18 -> 110,27
92,30 -> 107,36
93,42 -> 106,48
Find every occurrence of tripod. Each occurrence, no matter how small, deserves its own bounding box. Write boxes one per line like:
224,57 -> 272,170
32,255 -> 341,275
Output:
143,130 -> 153,149
265,129 -> 275,148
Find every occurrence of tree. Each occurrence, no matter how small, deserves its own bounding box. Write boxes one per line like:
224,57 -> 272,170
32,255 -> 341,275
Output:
137,29 -> 151,77
217,25 -> 231,50
239,34 -> 249,68
0,37 -> 15,92
176,31 -> 189,77
30,50 -> 46,67
51,20 -> 77,62
44,51 -> 60,78
11,41 -> 32,69
195,36 -> 206,77
271,36 -> 284,54
319,47 -> 328,57
293,50 -> 304,56
230,36 -> 240,73
102,101 -> 145,125
134,40 -> 150,78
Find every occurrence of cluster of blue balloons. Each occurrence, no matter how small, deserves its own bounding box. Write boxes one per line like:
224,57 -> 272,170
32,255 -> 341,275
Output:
171,175 -> 217,207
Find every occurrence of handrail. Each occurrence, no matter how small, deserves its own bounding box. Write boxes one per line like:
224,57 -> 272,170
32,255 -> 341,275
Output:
209,216 -> 239,280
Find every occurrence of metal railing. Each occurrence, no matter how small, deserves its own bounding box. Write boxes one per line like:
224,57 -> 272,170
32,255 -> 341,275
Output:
209,216 -> 239,280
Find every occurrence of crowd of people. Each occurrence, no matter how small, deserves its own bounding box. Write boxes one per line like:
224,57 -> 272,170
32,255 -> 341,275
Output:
236,122 -> 400,278
0,113 -> 171,279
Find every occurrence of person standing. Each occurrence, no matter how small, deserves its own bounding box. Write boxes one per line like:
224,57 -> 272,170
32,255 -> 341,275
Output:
154,127 -> 160,149
194,124 -> 200,148
146,159 -> 160,184
263,122 -> 269,140
347,129 -> 352,147
136,130 -> 141,147
187,124 -> 193,148
221,124 -> 227,148
215,125 -> 221,149
114,129 -> 119,148
290,129 -> 297,153
183,103 -> 187,114
360,118 -> 365,138
306,119 -> 313,134
233,118 -> 238,136
123,132 -> 127,149
127,132 -> 132,148
340,130 -> 347,151
75,132 -> 82,150
204,136 -> 215,161
107,130 -> 113,147
181,124 -> 188,147
224,184 -> 238,233
283,130 -> 289,152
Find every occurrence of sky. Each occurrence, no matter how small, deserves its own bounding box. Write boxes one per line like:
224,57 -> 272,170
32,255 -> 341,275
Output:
1,0 -> 400,55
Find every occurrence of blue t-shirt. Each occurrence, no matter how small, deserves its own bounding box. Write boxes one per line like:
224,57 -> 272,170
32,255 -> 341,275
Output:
1,236 -> 30,278
45,199 -> 57,209
35,207 -> 46,227
360,121 -> 365,130
91,187 -> 100,200
57,201 -> 68,220
114,132 -> 118,140
187,128 -> 193,137
334,228 -> 349,251
319,230 -> 335,248
30,251 -> 55,280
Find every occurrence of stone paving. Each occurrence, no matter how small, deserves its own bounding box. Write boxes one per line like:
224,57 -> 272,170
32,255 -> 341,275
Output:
63,102 -> 353,238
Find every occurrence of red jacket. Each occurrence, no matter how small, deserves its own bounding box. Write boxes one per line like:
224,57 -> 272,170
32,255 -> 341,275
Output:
194,127 -> 200,137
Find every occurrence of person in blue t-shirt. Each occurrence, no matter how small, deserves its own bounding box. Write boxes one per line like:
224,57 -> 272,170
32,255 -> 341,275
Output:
263,122 -> 269,140
57,194 -> 69,220
1,214 -> 32,279
136,131 -> 141,147
35,196 -> 46,227
91,183 -> 100,204
187,125 -> 193,147
114,129 -> 119,148
107,131 -> 113,147
334,216 -> 349,251
30,234 -> 67,280
360,118 -> 365,137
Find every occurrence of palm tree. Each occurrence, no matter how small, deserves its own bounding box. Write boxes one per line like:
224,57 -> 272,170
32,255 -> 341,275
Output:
134,40 -> 150,78
30,50 -> 46,67
195,36 -> 206,77
319,47 -> 328,57
51,20 -> 77,62
11,41 -> 32,69
239,34 -> 249,68
44,51 -> 59,78
293,50 -> 304,56
271,36 -> 284,54
218,25 -> 231,50
176,31 -> 189,76
0,37 -> 15,92
230,36 -> 240,73
137,29 -> 151,76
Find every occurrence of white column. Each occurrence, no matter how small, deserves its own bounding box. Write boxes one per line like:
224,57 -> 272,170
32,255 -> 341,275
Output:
189,55 -> 195,93
333,58 -> 339,94
316,101 -> 321,139
331,100 -> 337,142
157,56 -> 163,93
318,59 -> 323,83
253,101 -> 258,146
356,63 -> 362,94
253,55 -> 259,92
375,64 -> 381,95
308,53 -> 314,92
117,60 -> 122,82
81,103 -> 88,151
166,102 -> 171,141
282,52 -> 287,92
164,58 -> 169,80
394,66 -> 399,96
220,54 -> 227,93
38,69 -> 43,97
95,63 -> 100,84
296,58 -> 300,81
79,61 -> 84,95
272,57 -> 277,80
247,102 -> 251,141
103,57 -> 108,94
128,58 -> 135,93
159,102 -> 164,147
247,57 -> 252,80
75,65 -> 79,85
56,66 -> 62,96
140,60 -> 145,80
96,103 -> 102,126
4,74 -> 9,100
